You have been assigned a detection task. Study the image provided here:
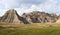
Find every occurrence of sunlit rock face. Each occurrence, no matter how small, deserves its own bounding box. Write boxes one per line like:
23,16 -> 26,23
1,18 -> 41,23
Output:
0,9 -> 20,23
56,15 -> 60,23
0,10 -> 59,24
22,11 -> 58,23
0,9 -> 29,24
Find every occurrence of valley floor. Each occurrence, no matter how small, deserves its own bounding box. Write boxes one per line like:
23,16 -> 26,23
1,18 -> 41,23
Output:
0,22 -> 60,29
0,28 -> 60,35
0,22 -> 60,35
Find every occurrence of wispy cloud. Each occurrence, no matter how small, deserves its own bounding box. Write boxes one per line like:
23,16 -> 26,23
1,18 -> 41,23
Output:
0,0 -> 60,16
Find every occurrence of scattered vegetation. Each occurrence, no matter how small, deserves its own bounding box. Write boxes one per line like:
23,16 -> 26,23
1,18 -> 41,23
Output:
0,28 -> 60,35
0,22 -> 60,35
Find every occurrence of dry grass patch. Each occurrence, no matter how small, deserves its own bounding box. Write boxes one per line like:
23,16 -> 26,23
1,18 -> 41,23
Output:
0,22 -> 60,29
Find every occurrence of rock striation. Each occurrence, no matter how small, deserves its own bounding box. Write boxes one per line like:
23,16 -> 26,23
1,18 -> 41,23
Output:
0,9 -> 29,24
0,9 -> 59,24
22,11 -> 58,23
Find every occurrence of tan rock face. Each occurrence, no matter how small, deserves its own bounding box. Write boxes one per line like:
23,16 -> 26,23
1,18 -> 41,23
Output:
56,15 -> 60,23
0,9 -> 29,24
0,9 -> 20,23
22,11 -> 58,23
0,10 -> 59,24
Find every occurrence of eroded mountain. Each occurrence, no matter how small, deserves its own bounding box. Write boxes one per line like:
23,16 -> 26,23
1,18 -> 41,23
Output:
22,11 -> 58,23
0,9 -> 59,24
0,9 -> 29,24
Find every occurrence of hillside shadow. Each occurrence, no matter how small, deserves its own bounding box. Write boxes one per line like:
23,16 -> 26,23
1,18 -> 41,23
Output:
16,12 -> 29,24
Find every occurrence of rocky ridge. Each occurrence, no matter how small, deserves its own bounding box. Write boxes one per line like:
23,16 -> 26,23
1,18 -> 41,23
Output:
22,11 -> 58,23
0,9 -> 59,24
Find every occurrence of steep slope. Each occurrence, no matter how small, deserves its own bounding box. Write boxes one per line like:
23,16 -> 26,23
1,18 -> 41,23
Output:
0,10 -> 59,24
0,9 -> 21,24
56,15 -> 60,23
22,11 -> 58,23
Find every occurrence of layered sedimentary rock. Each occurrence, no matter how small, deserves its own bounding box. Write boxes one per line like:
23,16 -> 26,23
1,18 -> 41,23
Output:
56,15 -> 60,23
22,11 -> 58,23
0,10 -> 59,24
0,9 -> 29,24
0,9 -> 20,23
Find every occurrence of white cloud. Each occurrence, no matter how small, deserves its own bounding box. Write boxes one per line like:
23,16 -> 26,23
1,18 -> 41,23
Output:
0,9 -> 8,16
11,0 -> 60,15
16,0 -> 59,14
2,0 -> 20,9
0,0 -> 60,16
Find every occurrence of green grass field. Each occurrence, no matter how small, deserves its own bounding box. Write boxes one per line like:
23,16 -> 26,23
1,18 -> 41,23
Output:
0,28 -> 60,35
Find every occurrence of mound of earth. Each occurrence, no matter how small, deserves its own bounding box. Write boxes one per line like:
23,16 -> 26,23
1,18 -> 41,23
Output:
0,9 -> 29,24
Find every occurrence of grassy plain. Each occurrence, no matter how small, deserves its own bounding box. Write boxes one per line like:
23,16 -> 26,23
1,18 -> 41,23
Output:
0,22 -> 60,35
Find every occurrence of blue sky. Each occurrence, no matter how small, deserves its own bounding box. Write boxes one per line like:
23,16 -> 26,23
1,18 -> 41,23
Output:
0,0 -> 60,16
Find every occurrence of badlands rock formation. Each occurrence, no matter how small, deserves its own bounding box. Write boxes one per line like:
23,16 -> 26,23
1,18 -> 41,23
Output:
22,11 -> 58,23
0,9 -> 59,24
0,9 -> 29,24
